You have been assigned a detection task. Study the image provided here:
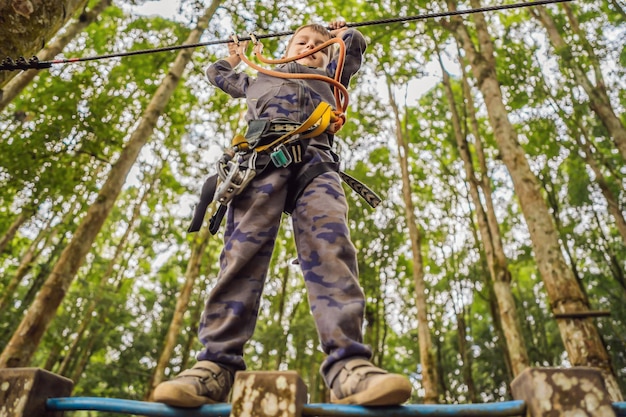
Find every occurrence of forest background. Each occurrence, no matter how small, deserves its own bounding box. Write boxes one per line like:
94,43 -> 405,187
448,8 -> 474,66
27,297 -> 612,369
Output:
0,0 -> 625,409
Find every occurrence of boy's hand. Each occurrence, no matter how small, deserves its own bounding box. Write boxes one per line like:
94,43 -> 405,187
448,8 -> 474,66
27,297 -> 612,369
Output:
228,40 -> 248,57
328,20 -> 348,37
225,39 -> 248,67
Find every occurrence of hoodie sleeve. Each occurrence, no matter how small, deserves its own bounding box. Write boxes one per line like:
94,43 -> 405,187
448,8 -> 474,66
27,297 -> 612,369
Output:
328,28 -> 367,88
205,60 -> 251,98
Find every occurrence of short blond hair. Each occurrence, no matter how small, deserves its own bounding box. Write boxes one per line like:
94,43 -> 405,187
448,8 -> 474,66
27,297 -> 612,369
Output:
285,24 -> 333,58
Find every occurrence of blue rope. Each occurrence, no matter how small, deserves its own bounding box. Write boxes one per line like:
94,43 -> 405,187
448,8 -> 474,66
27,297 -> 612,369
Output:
46,397 -> 626,416
46,397 -> 527,417
614,402 -> 626,417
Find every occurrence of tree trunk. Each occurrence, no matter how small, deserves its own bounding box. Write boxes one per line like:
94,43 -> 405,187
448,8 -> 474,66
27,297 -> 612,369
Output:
19,235 -> 65,307
445,0 -> 622,400
460,57 -> 529,380
591,209 -> 626,294
0,0 -> 221,368
455,308 -> 477,403
181,294 -> 204,371
439,50 -> 530,378
0,209 -> 30,255
0,220 -> 49,311
580,146 -> 626,246
0,0 -> 112,111
386,75 -> 439,404
0,198 -> 80,313
530,5 -> 626,161
0,233 -> 66,347
574,128 -> 626,246
42,341 -> 63,371
545,86 -> 626,248
0,0 -> 89,88
57,167 -> 159,377
70,329 -> 98,384
274,264 -> 290,370
144,223 -> 213,401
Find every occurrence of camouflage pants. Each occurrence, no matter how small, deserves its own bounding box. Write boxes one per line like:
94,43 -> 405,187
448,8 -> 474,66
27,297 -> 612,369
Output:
196,145 -> 372,385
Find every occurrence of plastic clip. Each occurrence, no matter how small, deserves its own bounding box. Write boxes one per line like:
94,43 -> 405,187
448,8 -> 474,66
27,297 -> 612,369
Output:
270,144 -> 292,168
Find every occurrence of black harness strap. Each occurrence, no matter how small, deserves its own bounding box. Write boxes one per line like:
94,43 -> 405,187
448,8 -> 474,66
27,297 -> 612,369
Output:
209,204 -> 228,235
284,161 -> 340,214
188,174 -> 219,232
339,171 -> 382,208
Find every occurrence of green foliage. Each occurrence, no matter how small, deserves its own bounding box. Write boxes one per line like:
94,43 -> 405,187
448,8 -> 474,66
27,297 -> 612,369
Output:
2,0 -> 626,404
564,157 -> 592,207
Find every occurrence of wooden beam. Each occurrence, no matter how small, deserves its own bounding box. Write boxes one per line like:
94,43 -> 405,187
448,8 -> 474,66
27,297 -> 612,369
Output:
511,367 -> 616,417
0,367 -> 73,417
554,310 -> 611,319
230,371 -> 308,417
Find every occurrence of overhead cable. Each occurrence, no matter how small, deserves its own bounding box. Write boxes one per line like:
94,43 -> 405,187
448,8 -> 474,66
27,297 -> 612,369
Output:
0,0 -> 573,71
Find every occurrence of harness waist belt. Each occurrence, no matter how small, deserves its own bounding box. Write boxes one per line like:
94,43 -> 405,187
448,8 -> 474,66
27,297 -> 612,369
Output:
245,118 -> 321,149
268,122 -> 314,134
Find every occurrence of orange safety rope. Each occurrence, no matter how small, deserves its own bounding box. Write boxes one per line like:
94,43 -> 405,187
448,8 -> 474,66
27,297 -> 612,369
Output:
249,36 -> 347,112
233,35 -> 349,132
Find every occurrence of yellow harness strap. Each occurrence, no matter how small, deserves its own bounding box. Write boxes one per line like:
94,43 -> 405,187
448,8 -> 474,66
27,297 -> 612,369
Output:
230,134 -> 250,152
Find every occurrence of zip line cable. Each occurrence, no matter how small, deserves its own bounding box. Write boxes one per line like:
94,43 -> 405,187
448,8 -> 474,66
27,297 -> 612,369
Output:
0,0 -> 573,72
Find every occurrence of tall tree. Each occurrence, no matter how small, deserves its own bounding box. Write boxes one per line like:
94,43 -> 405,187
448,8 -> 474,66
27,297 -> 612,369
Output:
443,0 -> 622,399
546,92 -> 626,246
0,196 -> 81,314
144,223 -> 214,401
437,49 -> 530,378
57,161 -> 162,377
0,210 -> 31,255
386,74 -> 439,404
0,0 -> 222,368
530,3 -> 626,161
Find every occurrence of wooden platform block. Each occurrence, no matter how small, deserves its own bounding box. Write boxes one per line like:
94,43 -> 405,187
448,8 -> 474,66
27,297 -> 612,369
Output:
0,368 -> 73,417
511,367 -> 616,417
230,371 -> 307,417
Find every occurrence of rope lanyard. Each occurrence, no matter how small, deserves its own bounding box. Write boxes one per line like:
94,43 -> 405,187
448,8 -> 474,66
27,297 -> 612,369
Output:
236,34 -> 349,113
0,0 -> 574,72
232,32 -> 348,149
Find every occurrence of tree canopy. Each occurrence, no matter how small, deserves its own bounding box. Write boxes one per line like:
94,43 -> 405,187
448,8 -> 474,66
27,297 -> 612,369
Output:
1,0 -> 625,404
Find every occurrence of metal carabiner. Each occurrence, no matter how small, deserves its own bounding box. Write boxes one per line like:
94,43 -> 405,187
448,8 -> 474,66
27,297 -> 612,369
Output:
214,153 -> 258,205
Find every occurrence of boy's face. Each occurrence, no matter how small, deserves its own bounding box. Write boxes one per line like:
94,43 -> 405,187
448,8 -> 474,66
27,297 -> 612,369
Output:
286,27 -> 330,68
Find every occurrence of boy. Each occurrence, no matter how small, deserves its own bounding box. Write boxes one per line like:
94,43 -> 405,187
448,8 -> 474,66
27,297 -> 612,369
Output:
153,21 -> 412,407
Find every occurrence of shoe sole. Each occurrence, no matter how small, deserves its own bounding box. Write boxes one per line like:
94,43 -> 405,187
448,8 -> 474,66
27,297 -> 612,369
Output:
331,375 -> 412,406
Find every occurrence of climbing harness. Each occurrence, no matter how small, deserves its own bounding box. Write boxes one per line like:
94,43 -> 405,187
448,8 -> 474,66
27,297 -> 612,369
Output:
188,34 -> 381,234
214,150 -> 258,205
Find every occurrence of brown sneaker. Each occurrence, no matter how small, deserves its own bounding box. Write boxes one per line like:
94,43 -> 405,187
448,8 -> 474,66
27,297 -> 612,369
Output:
153,361 -> 233,407
330,359 -> 412,406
